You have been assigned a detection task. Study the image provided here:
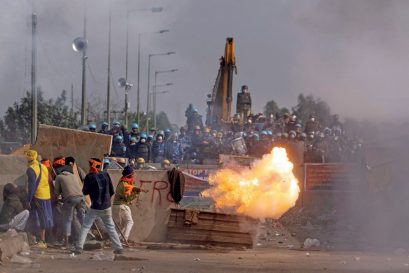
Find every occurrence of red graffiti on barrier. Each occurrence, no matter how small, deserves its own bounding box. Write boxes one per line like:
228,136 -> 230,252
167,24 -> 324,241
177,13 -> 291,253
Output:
137,180 -> 173,206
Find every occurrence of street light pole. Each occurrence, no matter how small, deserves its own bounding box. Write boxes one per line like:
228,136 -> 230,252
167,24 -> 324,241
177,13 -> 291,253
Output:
126,7 -> 164,125
136,29 -> 169,126
106,2 -> 112,127
136,32 -> 141,125
146,54 -> 152,130
146,52 -> 175,129
153,69 -> 177,128
81,0 -> 87,126
31,13 -> 37,145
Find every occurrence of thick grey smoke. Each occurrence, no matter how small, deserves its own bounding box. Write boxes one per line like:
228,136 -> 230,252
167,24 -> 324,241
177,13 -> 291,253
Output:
1,0 -> 408,125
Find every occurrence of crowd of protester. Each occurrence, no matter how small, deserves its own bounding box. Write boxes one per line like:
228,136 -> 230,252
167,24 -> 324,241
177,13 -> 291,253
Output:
0,150 -> 147,255
95,110 -> 363,165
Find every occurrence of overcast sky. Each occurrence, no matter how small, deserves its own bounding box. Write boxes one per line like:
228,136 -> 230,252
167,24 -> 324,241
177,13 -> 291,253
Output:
1,0 -> 409,126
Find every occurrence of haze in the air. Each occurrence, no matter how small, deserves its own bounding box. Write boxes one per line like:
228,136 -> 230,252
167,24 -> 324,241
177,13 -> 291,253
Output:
0,0 -> 408,125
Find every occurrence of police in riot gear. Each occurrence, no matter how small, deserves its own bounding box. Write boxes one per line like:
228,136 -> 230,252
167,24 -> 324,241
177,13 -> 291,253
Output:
151,131 -> 166,163
236,85 -> 252,120
111,135 -> 126,157
99,122 -> 109,134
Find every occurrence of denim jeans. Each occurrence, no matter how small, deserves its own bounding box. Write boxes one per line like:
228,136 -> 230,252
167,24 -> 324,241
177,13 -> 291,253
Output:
62,196 -> 85,237
75,207 -> 122,251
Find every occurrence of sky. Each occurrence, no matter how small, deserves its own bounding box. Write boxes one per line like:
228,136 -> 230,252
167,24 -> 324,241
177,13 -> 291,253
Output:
1,0 -> 409,126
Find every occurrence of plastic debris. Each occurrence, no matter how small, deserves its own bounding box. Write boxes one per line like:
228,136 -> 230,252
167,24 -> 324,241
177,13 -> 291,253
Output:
303,238 -> 320,249
305,252 -> 310,257
194,258 -> 201,261
10,255 -> 32,264
93,251 -> 114,261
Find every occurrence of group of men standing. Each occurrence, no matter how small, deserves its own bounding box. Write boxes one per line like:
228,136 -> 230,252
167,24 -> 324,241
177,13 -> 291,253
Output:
0,149 -> 147,255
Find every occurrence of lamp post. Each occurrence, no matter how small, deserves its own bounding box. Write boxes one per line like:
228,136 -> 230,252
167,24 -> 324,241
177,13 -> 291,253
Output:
117,78 -> 133,127
125,6 -> 164,124
153,68 -> 178,127
72,0 -> 88,126
136,29 -> 169,124
31,13 -> 37,145
146,52 -> 175,129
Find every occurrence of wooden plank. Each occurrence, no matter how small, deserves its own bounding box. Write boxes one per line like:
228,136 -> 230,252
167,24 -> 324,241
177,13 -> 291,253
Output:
167,228 -> 253,246
168,217 -> 253,233
170,210 -> 258,224
167,227 -> 253,241
167,209 -> 259,248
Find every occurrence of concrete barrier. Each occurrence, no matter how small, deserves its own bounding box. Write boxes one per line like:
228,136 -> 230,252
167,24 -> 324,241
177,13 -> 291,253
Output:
32,124 -> 112,170
108,170 -> 175,242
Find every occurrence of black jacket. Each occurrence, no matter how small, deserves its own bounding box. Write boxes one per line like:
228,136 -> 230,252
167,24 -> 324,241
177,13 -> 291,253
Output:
83,172 -> 114,210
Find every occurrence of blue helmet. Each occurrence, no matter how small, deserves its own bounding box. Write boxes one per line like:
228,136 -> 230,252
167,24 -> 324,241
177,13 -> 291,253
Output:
324,127 -> 332,135
114,135 -> 123,142
295,123 -> 302,128
192,108 -> 198,113
101,122 -> 109,128
89,123 -> 97,130
164,128 -> 171,134
267,130 -> 273,136
157,130 -> 164,137
131,123 -> 139,129
147,135 -> 154,141
139,132 -> 148,139
113,121 -> 121,128
103,158 -> 110,164
261,130 -> 268,136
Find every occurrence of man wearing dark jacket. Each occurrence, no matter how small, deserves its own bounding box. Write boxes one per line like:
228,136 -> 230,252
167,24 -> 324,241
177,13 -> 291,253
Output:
0,183 -> 29,231
74,158 -> 123,255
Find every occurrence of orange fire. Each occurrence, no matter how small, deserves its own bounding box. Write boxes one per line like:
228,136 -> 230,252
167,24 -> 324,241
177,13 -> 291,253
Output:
202,147 -> 300,219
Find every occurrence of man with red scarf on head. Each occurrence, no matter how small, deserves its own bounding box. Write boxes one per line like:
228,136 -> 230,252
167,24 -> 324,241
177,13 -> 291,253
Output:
113,166 -> 147,242
74,158 -> 123,255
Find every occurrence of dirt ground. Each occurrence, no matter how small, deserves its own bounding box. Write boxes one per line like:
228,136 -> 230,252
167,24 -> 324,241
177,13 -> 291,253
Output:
3,246 -> 409,273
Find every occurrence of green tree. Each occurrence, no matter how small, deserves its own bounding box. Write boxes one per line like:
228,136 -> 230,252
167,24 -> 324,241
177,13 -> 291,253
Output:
263,100 -> 280,116
0,90 -> 79,143
292,94 -> 332,126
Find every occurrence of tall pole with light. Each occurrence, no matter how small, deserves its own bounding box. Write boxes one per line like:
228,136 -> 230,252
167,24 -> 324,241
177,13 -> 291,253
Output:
125,6 -> 164,125
72,0 -> 88,126
136,29 -> 168,124
106,1 -> 112,127
153,69 -> 178,128
117,78 -> 133,127
152,82 -> 173,128
146,52 -> 175,129
31,12 -> 37,145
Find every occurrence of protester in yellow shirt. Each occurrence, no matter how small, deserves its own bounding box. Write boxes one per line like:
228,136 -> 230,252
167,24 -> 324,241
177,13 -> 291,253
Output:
25,150 -> 53,249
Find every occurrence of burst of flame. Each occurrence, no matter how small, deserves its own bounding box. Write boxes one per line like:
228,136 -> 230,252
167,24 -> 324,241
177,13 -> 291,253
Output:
202,147 -> 300,219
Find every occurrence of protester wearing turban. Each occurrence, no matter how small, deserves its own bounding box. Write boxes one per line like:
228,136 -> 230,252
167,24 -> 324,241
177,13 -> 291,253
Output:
25,150 -> 53,249
112,166 -> 147,242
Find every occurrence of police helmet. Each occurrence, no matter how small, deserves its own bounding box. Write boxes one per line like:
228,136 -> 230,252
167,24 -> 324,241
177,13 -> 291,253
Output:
164,128 -> 171,134
139,132 -> 148,139
89,123 -> 97,130
131,123 -> 139,129
114,135 -> 123,142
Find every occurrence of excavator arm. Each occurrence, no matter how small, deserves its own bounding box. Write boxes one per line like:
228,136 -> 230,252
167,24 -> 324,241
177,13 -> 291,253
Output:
207,38 -> 237,128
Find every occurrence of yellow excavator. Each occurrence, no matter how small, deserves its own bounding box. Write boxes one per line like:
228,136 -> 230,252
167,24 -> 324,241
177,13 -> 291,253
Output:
206,38 -> 237,128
